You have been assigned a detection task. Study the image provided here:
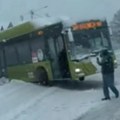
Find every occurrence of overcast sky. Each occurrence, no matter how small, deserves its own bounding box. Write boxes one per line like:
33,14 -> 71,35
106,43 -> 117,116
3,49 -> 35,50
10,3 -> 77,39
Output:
0,0 -> 120,27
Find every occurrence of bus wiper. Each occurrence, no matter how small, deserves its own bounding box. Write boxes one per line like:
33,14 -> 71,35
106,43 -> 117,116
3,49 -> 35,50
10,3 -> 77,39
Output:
91,48 -> 108,56
90,50 -> 101,57
72,54 -> 90,61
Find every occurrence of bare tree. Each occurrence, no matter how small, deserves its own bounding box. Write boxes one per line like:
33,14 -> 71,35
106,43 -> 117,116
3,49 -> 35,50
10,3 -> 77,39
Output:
7,22 -> 13,28
30,10 -> 34,20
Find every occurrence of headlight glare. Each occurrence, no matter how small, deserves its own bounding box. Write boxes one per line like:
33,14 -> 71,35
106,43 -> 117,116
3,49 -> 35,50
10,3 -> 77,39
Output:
75,68 -> 81,73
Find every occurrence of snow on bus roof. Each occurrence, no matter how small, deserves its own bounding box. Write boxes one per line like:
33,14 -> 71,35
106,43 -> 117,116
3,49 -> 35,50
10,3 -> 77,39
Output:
29,17 -> 62,28
0,17 -> 62,42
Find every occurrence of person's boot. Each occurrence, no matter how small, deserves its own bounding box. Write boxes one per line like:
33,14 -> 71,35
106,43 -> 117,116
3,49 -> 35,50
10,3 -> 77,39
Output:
101,97 -> 110,101
115,92 -> 119,98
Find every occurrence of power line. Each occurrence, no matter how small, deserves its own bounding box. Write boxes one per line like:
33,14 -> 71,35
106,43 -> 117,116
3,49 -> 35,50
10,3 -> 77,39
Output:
20,6 -> 48,21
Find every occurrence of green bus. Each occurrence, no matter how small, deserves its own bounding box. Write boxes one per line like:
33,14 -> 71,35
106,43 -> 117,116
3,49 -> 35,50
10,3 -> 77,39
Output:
0,20 -> 96,85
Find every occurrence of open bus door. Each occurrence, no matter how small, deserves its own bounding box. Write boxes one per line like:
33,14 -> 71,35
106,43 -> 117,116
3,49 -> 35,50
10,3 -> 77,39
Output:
0,45 -> 7,78
47,37 -> 61,79
47,36 -> 70,79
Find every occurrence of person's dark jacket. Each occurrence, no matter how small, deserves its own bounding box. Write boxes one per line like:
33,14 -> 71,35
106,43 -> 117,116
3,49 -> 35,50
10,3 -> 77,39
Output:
97,51 -> 114,74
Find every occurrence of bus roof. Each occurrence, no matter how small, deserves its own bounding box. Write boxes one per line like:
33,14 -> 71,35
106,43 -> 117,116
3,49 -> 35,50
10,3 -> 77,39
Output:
0,17 -> 62,42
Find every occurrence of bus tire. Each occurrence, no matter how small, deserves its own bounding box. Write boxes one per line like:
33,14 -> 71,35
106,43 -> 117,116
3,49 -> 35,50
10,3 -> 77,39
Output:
35,67 -> 49,86
79,76 -> 85,81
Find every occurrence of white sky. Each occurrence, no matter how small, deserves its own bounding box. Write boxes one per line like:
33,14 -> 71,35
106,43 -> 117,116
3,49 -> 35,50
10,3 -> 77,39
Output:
0,0 -> 120,27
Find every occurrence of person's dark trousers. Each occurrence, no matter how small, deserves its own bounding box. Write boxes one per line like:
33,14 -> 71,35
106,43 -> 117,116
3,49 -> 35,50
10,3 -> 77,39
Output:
102,73 -> 119,98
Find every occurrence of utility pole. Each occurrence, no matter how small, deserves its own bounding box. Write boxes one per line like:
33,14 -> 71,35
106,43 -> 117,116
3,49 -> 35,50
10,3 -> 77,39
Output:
30,10 -> 34,20
30,6 -> 48,19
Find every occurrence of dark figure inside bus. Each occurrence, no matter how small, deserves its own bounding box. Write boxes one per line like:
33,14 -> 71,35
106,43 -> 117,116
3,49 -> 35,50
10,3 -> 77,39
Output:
97,49 -> 119,100
58,48 -> 70,78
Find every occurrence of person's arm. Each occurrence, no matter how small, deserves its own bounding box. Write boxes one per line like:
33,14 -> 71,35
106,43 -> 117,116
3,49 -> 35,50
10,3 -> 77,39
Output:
96,57 -> 102,65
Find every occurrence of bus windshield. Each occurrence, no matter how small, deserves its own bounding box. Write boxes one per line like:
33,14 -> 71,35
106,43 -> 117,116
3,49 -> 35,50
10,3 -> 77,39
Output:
67,27 -> 111,60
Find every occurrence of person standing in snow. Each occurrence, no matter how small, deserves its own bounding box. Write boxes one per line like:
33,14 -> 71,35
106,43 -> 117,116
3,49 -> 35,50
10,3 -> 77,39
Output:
97,49 -> 119,100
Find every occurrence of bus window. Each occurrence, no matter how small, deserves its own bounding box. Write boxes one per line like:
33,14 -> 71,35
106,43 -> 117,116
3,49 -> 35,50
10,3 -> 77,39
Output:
68,32 -> 90,60
30,36 -> 46,61
15,41 -> 31,64
100,32 -> 110,48
56,36 -> 64,55
73,33 -> 91,49
90,32 -> 110,50
0,47 -> 6,77
37,49 -> 44,61
5,44 -> 18,66
90,37 -> 103,50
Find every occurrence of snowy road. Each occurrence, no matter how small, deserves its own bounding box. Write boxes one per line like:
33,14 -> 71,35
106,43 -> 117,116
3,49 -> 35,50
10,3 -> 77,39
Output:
76,98 -> 120,120
0,79 -> 103,120
0,70 -> 120,120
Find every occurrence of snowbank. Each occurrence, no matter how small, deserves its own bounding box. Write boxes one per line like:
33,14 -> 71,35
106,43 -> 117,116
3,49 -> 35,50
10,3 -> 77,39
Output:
0,77 -> 10,86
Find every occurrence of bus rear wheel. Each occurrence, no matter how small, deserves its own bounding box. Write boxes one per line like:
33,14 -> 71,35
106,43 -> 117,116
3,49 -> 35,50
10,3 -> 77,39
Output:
35,67 -> 49,86
79,76 -> 85,81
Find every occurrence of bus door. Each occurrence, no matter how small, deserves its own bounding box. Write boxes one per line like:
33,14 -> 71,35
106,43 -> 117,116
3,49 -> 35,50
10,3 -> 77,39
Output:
47,37 -> 61,79
0,46 -> 7,77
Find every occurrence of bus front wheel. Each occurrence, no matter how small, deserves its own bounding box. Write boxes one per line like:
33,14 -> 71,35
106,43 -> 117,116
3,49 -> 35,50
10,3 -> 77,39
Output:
35,67 -> 49,86
79,76 -> 85,81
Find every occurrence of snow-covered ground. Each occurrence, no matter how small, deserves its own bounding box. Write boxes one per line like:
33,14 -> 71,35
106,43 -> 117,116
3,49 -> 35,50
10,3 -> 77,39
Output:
0,50 -> 120,120
0,77 -> 102,120
0,71 -> 120,120
76,97 -> 120,120
0,77 -> 9,86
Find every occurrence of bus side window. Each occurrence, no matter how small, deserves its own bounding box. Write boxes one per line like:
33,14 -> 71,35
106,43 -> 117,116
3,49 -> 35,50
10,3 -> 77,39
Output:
30,36 -> 46,61
4,44 -> 18,66
15,41 -> 31,64
56,36 -> 64,55
37,49 -> 44,61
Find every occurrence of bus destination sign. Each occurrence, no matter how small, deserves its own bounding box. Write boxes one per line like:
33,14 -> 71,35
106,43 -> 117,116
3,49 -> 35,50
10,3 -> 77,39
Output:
72,21 -> 102,31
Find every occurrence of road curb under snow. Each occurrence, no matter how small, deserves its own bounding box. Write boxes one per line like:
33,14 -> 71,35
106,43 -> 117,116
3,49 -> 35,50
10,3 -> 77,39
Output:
0,77 -> 10,86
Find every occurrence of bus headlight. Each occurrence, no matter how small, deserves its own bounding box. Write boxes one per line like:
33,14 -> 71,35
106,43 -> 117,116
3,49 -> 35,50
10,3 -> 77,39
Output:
75,68 -> 81,73
114,60 -> 117,64
114,60 -> 118,68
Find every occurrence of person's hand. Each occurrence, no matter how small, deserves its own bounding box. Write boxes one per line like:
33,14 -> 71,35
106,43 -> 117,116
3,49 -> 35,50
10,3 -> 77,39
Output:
96,57 -> 99,62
